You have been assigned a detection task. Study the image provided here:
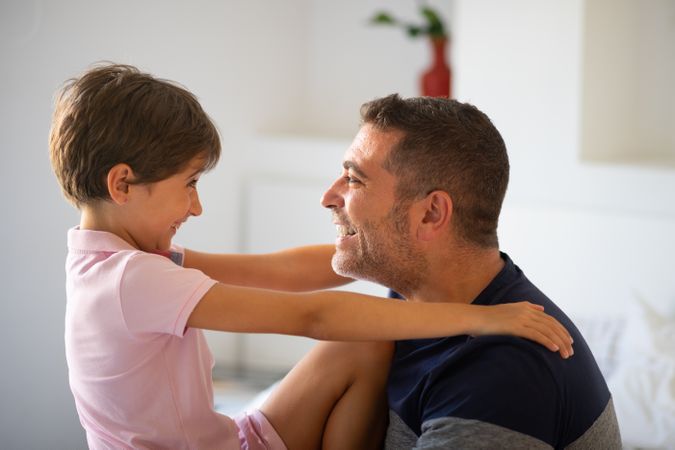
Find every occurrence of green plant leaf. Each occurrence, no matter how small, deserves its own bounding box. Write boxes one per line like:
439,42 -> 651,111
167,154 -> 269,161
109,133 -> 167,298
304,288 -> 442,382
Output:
370,11 -> 396,25
420,6 -> 446,37
406,25 -> 423,37
368,6 -> 448,39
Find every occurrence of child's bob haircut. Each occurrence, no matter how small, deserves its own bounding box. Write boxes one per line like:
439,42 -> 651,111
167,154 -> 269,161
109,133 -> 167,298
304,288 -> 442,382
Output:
50,63 -> 221,208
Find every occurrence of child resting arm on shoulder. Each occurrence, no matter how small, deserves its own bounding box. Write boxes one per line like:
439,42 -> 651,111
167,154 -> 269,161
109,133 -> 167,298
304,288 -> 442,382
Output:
51,63 -> 572,450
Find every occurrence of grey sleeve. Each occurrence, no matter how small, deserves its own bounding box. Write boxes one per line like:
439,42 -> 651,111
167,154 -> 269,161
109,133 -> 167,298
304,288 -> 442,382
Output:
406,398 -> 621,450
565,398 -> 622,450
414,417 -> 553,450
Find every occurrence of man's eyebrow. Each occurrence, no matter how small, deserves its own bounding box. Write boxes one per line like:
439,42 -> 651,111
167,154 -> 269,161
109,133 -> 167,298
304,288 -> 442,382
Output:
343,161 -> 369,180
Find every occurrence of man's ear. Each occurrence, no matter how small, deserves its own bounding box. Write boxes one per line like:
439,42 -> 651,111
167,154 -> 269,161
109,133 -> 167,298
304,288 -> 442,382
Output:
416,191 -> 452,241
106,164 -> 134,205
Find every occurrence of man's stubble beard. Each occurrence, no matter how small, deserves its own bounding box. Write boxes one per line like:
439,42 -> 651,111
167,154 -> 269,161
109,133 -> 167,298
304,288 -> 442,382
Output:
332,203 -> 428,296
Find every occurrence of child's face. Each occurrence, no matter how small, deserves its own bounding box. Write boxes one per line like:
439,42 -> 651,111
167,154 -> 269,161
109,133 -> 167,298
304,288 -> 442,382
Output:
125,156 -> 206,253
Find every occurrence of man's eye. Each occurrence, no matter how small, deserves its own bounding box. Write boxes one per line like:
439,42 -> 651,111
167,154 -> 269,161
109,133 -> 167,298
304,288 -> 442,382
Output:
344,176 -> 361,184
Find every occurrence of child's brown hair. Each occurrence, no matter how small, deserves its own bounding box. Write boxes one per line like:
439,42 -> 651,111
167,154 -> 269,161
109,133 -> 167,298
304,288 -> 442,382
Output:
50,63 -> 220,207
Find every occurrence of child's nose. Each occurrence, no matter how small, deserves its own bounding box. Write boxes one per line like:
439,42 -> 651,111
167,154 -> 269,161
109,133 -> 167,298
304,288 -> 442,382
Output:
190,190 -> 203,216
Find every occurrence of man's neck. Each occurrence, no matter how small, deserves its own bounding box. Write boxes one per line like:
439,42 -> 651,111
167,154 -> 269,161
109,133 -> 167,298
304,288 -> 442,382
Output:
404,248 -> 505,305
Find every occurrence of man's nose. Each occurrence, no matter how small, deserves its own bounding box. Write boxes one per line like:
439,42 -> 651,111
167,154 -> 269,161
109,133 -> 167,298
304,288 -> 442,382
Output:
320,178 -> 345,209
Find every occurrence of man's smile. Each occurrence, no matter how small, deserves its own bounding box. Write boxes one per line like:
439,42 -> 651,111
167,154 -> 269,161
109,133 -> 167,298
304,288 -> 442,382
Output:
333,212 -> 358,243
335,224 -> 357,238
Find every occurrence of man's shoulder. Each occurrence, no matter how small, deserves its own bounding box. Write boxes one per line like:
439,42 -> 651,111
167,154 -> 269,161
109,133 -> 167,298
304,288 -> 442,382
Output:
391,333 -> 561,388
389,336 -> 562,434
387,337 -> 619,448
419,337 -> 564,417
388,332 -> 612,447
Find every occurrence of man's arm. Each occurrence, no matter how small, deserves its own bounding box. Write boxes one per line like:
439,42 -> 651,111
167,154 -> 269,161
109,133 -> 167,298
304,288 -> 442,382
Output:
409,341 -> 562,449
415,416 -> 552,449
183,245 -> 352,291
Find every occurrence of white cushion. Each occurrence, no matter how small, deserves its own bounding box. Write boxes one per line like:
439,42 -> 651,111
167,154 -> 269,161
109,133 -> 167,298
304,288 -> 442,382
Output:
608,294 -> 675,449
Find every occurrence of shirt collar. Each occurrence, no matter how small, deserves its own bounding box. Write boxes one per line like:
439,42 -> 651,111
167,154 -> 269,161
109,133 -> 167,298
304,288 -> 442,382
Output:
67,226 -> 137,253
472,252 -> 518,306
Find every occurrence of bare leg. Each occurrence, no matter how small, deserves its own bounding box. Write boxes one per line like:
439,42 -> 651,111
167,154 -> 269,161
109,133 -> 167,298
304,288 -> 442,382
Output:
260,341 -> 394,450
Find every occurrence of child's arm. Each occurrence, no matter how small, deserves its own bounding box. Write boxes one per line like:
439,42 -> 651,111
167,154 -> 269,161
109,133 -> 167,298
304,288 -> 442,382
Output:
183,246 -> 351,291
187,284 -> 574,358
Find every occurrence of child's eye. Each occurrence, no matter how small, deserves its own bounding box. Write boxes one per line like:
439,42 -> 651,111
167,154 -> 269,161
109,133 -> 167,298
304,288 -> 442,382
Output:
188,179 -> 199,188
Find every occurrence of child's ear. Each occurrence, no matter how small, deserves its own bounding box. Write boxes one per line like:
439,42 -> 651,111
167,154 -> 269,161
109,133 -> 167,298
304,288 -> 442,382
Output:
416,191 -> 452,241
107,164 -> 134,205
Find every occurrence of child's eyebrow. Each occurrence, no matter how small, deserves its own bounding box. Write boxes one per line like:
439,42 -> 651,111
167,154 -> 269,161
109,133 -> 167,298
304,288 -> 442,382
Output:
186,166 -> 206,179
343,161 -> 368,180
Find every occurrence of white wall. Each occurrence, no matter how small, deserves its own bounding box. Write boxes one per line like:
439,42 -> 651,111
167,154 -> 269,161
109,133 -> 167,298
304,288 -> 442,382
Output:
2,0 -> 674,447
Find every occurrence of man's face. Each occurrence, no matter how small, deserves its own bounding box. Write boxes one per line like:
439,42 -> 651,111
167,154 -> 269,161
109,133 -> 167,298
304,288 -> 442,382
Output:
321,124 -> 427,291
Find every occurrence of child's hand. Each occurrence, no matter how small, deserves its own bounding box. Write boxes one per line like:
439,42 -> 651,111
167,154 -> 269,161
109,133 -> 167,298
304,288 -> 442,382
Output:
472,302 -> 574,359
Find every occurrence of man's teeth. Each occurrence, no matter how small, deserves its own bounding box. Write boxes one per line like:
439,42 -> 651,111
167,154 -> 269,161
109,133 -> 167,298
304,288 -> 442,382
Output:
336,225 -> 356,237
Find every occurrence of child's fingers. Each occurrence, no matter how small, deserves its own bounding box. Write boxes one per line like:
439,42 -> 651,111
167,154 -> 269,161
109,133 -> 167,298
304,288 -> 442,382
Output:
528,313 -> 574,358
523,302 -> 545,311
541,313 -> 574,348
519,301 -> 574,356
489,302 -> 574,358
524,328 -> 567,357
534,312 -> 572,341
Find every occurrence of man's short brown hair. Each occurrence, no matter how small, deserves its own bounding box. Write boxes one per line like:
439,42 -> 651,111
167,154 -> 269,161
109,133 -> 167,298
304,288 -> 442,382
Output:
361,94 -> 509,249
49,63 -> 220,207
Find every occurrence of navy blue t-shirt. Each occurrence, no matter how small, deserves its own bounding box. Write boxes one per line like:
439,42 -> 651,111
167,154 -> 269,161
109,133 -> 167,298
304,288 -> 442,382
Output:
386,253 -> 616,449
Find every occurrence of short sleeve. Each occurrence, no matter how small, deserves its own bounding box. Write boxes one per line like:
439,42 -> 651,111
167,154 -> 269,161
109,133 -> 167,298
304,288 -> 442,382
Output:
420,339 -> 561,446
416,416 -> 552,449
119,252 -> 217,336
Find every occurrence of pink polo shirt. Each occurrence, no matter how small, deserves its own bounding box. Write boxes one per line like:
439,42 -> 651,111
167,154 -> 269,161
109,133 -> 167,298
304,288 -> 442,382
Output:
64,227 -> 241,449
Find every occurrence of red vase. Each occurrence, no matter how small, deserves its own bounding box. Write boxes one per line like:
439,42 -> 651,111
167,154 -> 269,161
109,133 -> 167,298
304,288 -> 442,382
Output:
421,37 -> 451,98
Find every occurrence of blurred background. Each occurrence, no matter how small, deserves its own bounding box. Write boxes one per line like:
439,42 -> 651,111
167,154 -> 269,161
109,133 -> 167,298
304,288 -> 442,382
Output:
1,0 -> 674,448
